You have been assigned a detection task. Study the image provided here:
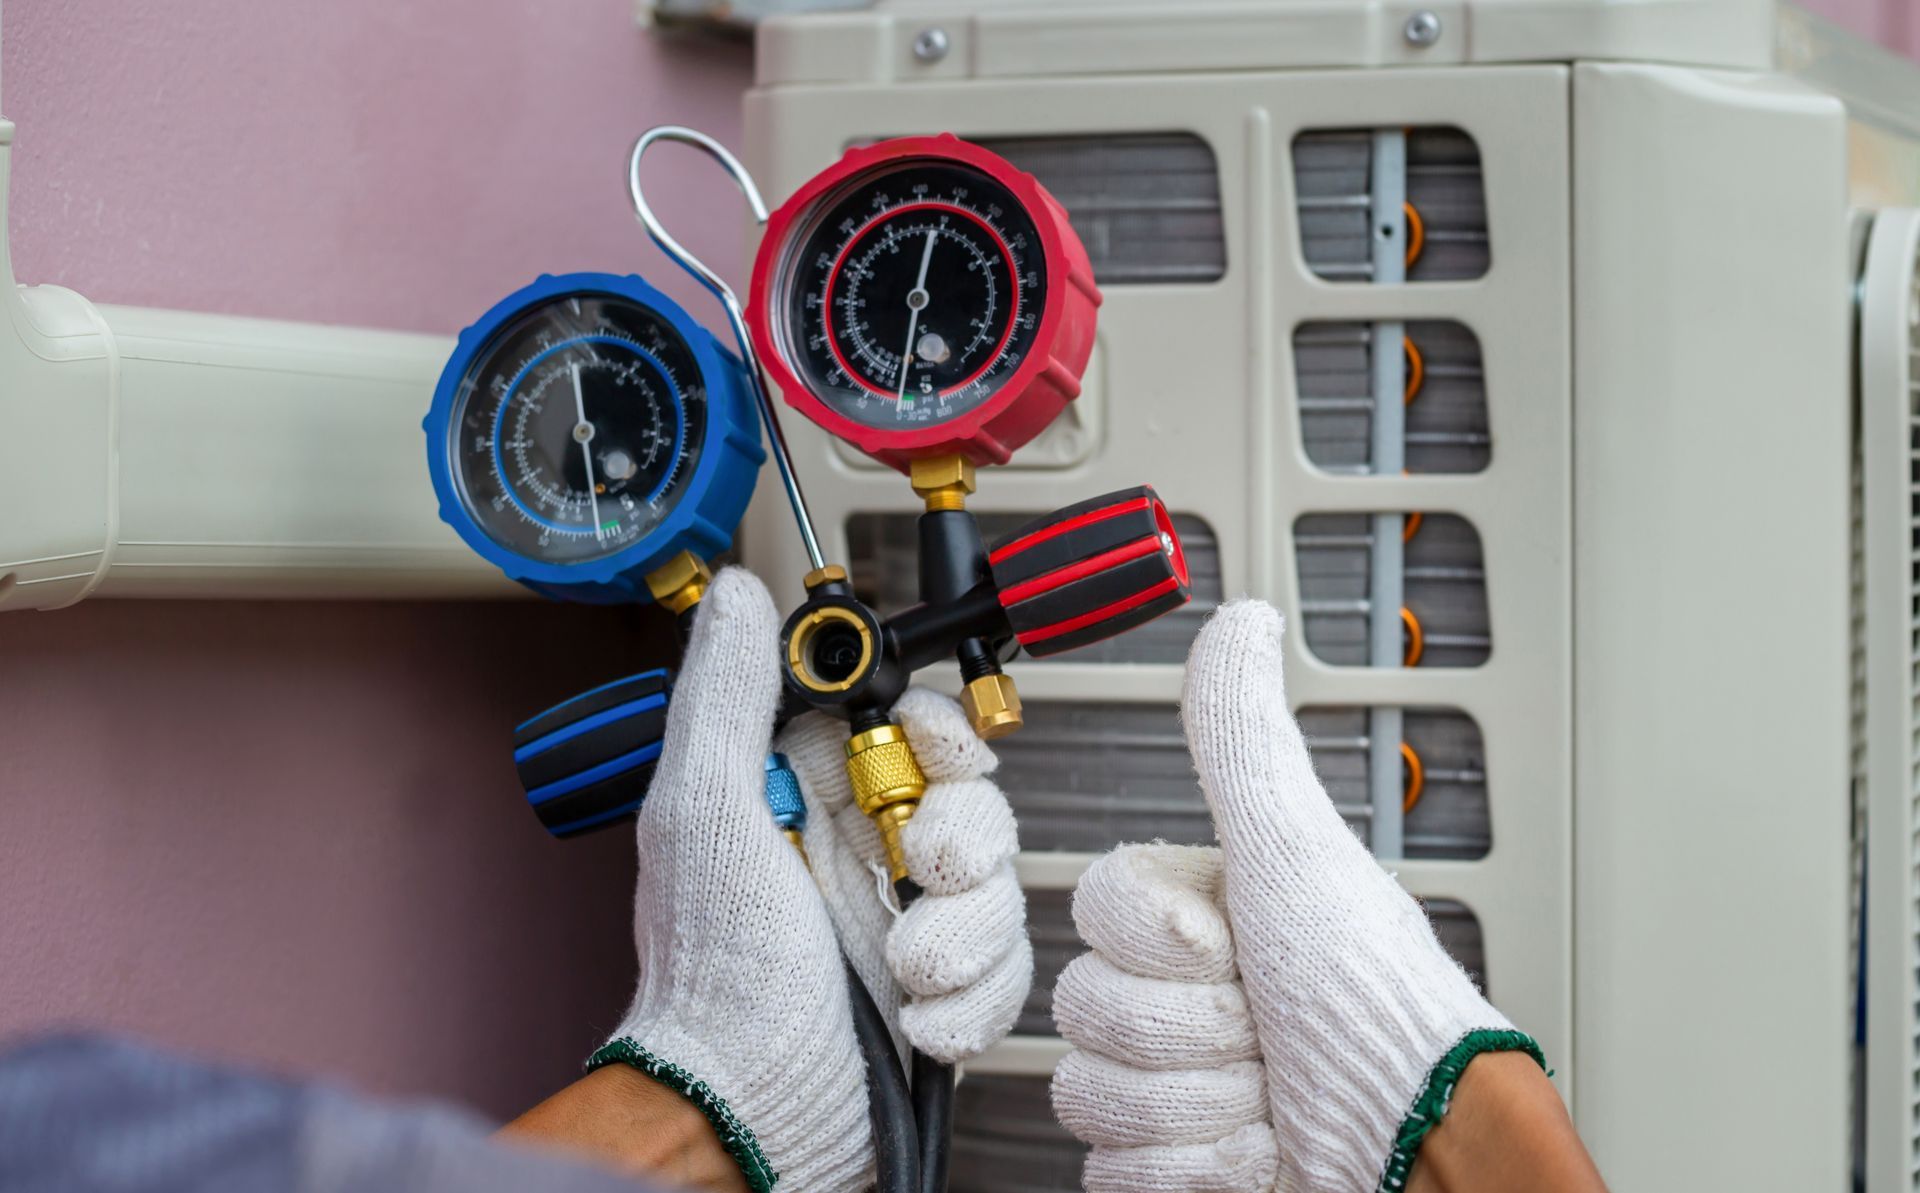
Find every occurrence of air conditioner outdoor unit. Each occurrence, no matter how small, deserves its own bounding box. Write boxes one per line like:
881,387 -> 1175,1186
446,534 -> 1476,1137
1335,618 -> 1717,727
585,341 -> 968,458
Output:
736,2 -> 1920,1189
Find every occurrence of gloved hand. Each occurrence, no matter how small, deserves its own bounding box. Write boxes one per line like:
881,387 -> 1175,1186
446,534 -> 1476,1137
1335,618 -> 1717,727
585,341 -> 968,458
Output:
777,689 -> 1034,1065
1051,600 -> 1540,1193
591,568 -> 868,1193
1049,843 -> 1278,1191
592,568 -> 1033,1193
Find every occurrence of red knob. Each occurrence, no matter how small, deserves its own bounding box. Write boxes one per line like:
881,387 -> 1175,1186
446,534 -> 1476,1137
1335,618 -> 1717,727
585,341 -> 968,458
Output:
988,486 -> 1191,658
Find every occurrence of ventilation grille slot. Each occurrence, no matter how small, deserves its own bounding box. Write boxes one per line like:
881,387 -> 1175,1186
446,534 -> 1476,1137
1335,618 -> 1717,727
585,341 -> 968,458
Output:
1295,512 -> 1491,668
1850,437 -> 1869,1179
1909,329 -> 1920,1184
1293,127 -> 1489,283
990,702 -> 1214,850
845,512 -> 1221,664
951,1073 -> 1086,1192
1296,320 -> 1490,475
1021,888 -> 1079,1037
1297,706 -> 1492,861
992,701 -> 1489,860
975,133 -> 1227,285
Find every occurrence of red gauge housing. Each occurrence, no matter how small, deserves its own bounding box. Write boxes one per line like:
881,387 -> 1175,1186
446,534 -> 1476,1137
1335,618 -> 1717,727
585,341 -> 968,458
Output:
748,134 -> 1101,473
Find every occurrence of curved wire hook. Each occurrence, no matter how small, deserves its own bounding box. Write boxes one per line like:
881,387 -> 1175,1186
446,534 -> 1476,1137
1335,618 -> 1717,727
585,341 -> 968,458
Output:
629,126 -> 769,308
628,125 -> 824,571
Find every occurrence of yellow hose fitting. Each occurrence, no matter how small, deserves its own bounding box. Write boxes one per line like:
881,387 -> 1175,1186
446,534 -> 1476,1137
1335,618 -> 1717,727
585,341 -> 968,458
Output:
845,722 -> 927,881
910,454 -> 976,513
643,551 -> 712,615
961,672 -> 1024,740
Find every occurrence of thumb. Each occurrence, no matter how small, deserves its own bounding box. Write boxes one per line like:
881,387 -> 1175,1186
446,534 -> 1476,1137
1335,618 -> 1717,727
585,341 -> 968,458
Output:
1180,599 -> 1346,853
649,567 -> 781,825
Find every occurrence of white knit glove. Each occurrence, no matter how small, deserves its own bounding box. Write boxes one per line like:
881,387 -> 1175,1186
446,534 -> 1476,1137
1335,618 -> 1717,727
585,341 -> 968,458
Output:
1050,843 -> 1279,1191
776,688 -> 1034,1065
1052,599 -> 1540,1193
591,568 -> 868,1193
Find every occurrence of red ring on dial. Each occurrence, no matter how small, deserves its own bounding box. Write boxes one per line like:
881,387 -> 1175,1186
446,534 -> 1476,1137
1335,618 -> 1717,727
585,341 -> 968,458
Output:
747,133 -> 1101,474
820,200 -> 1021,400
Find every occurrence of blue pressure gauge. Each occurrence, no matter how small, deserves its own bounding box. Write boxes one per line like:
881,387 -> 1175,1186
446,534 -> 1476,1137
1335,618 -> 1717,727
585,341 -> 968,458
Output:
425,272 -> 764,603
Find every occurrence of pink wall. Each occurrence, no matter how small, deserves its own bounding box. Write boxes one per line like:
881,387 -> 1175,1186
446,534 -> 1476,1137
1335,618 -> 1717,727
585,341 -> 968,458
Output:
3,0 -> 753,333
1804,0 -> 1919,60
0,0 -> 750,1119
0,601 -> 670,1117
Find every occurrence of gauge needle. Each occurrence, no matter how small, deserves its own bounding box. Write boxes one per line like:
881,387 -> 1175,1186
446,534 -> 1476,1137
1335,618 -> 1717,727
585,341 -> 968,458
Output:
897,229 -> 938,407
572,361 -> 604,542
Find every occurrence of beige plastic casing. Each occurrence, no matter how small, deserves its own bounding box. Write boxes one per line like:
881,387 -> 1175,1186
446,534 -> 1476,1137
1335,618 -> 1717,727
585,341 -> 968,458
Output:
740,2 -> 1920,1189
0,119 -> 509,611
1570,60 -> 1855,1189
1856,206 -> 1920,1193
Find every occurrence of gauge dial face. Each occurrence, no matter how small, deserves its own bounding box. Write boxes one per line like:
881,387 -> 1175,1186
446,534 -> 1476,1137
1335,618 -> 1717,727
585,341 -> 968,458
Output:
447,293 -> 706,564
780,160 -> 1048,431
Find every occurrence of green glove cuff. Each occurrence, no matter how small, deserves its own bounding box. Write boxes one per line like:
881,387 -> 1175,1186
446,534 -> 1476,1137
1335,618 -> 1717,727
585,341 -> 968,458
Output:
1375,1028 -> 1547,1193
586,1037 -> 779,1192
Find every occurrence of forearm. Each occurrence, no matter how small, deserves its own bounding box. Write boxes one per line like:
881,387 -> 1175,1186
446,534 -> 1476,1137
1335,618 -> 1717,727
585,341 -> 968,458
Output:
1406,1052 -> 1607,1193
499,1065 -> 747,1193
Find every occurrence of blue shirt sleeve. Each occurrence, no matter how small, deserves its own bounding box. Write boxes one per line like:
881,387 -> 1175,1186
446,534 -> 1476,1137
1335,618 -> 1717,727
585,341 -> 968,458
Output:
0,1034 -> 667,1193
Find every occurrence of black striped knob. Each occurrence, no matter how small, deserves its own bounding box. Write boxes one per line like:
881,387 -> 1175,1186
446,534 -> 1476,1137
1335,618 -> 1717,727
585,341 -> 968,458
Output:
513,670 -> 670,838
987,486 -> 1192,658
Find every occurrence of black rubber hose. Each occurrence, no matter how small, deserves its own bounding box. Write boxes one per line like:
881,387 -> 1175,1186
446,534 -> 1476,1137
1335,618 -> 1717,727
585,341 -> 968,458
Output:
911,1050 -> 953,1193
846,956 -> 919,1193
893,876 -> 952,1193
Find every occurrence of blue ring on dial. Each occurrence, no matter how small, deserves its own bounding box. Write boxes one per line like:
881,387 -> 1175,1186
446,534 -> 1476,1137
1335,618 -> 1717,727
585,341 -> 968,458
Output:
424,272 -> 765,604
490,336 -> 687,531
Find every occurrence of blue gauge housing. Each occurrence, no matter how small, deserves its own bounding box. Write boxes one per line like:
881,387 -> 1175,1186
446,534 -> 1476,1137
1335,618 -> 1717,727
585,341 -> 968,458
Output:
425,272 -> 764,603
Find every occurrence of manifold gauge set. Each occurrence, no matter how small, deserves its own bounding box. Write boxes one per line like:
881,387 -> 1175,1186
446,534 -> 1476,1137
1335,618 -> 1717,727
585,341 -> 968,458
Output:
422,126 -> 1192,1192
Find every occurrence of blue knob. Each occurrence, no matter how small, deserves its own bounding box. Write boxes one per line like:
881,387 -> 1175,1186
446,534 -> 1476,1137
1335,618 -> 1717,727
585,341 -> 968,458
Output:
763,753 -> 806,834
513,670 -> 671,838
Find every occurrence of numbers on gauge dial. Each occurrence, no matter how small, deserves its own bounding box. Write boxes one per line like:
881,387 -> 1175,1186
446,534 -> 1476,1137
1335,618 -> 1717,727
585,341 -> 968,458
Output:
448,294 -> 707,563
785,162 -> 1048,430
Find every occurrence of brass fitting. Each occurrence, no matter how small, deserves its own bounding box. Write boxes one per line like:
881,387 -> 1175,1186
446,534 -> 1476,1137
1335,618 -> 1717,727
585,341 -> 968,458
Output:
845,723 -> 927,881
910,454 -> 976,513
961,673 -> 1024,740
644,551 -> 712,615
783,828 -> 812,870
804,564 -> 849,592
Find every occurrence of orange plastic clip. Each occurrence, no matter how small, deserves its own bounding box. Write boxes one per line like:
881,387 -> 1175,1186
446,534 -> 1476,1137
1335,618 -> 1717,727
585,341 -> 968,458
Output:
1401,606 -> 1425,667
1400,741 -> 1425,813
1403,336 -> 1425,405
1403,201 -> 1426,270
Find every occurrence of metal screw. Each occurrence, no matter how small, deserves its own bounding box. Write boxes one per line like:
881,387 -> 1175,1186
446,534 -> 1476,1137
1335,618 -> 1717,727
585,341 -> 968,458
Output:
913,27 -> 950,63
1404,10 -> 1443,47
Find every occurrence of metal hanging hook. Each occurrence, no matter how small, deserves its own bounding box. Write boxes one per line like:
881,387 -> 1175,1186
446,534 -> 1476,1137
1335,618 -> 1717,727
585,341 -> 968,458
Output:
628,125 -> 825,572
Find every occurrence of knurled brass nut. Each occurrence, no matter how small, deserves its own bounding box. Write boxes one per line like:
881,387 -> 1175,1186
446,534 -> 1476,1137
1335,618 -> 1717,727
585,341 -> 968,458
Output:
962,673 -> 1024,740
845,724 -> 927,815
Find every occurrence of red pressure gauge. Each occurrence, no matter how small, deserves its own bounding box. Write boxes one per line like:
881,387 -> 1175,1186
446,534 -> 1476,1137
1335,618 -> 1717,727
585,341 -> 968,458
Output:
747,134 -> 1100,472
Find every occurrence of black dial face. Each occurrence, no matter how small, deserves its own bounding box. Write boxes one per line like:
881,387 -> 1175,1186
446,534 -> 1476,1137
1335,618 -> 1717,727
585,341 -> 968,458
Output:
781,160 -> 1047,430
448,293 -> 706,564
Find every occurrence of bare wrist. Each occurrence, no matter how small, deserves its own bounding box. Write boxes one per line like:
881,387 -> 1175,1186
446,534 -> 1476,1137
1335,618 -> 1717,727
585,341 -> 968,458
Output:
1406,1050 -> 1606,1193
500,1064 -> 748,1192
